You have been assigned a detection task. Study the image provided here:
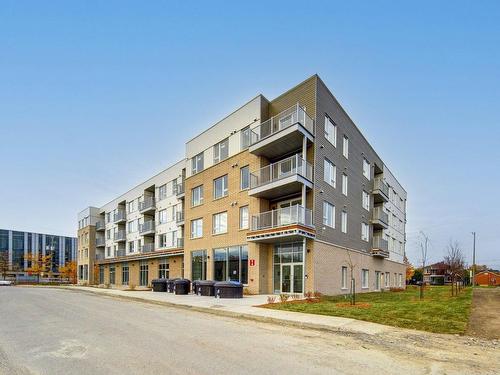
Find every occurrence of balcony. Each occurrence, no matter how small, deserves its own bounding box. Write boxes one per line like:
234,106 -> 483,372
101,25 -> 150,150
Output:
116,249 -> 126,257
113,210 -> 127,224
95,221 -> 105,231
176,211 -> 184,225
372,177 -> 389,203
139,221 -> 155,236
247,205 -> 315,243
371,236 -> 389,258
114,230 -> 126,243
141,243 -> 155,253
95,237 -> 105,247
370,206 -> 389,229
249,104 -> 315,159
95,253 -> 104,261
248,155 -> 313,200
177,238 -> 184,248
175,182 -> 185,198
139,197 -> 156,215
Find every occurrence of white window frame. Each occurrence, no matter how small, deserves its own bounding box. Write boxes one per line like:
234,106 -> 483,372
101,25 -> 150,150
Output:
239,206 -> 249,229
159,209 -> 168,224
342,173 -> 348,196
324,115 -> 337,147
362,269 -> 369,289
213,138 -> 229,164
341,266 -> 348,290
343,135 -> 349,159
362,191 -> 370,211
192,152 -> 204,174
323,158 -> 336,188
240,165 -> 250,190
213,175 -> 228,199
190,218 -> 203,239
363,158 -> 371,180
341,211 -> 347,233
322,201 -> 335,228
212,211 -> 228,235
361,222 -> 369,242
191,185 -> 204,207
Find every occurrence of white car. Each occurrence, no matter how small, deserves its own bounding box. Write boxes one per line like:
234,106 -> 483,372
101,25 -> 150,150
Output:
0,280 -> 13,286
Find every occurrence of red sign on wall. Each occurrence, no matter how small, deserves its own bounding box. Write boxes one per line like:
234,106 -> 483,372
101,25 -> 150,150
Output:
249,259 -> 256,266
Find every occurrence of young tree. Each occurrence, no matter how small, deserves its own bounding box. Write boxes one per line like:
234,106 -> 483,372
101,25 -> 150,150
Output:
345,248 -> 357,305
444,240 -> 465,296
59,261 -> 77,284
418,231 -> 430,300
0,252 -> 9,280
404,255 -> 414,282
26,253 -> 52,283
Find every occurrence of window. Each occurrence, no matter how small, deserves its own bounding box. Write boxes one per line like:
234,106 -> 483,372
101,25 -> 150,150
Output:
343,135 -> 349,158
213,138 -> 229,163
362,269 -> 369,288
398,273 -> 403,287
324,115 -> 337,146
342,173 -> 348,196
240,166 -> 250,190
239,206 -> 249,229
322,201 -> 335,228
159,231 -> 177,248
375,271 -> 381,290
128,241 -> 135,253
212,212 -> 228,234
106,213 -> 111,223
99,266 -> 104,284
159,209 -> 168,224
323,158 -> 336,187
241,126 -> 251,149
190,218 -> 203,239
106,247 -> 111,257
213,175 -> 228,199
109,266 -> 116,285
158,184 -> 167,201
106,229 -> 111,240
128,200 -> 135,213
341,266 -> 348,289
362,191 -> 370,211
341,211 -> 347,233
191,250 -> 207,281
361,222 -> 369,242
127,220 -> 136,233
213,245 -> 248,284
385,272 -> 390,288
158,259 -> 169,279
192,152 -> 204,174
139,262 -> 148,286
191,185 -> 203,207
363,158 -> 371,180
122,264 -> 129,285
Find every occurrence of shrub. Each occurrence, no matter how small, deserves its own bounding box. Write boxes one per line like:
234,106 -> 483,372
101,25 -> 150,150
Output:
304,291 -> 314,302
267,296 -> 276,304
279,294 -> 289,303
313,291 -> 323,299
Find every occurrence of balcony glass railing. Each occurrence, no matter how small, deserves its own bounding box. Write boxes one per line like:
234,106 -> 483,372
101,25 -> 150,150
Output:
175,183 -> 185,196
373,177 -> 389,198
250,104 -> 314,145
177,238 -> 184,248
95,221 -> 105,230
95,237 -> 105,247
114,230 -> 126,241
113,210 -> 126,223
251,205 -> 313,231
95,253 -> 104,261
372,236 -> 389,252
250,154 -> 313,190
141,243 -> 155,253
139,221 -> 155,234
139,197 -> 155,212
116,249 -> 126,257
176,211 -> 184,223
372,206 -> 389,225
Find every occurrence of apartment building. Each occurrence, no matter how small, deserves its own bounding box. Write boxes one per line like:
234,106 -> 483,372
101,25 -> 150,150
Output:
79,75 -> 407,294
0,228 -> 77,278
77,160 -> 185,286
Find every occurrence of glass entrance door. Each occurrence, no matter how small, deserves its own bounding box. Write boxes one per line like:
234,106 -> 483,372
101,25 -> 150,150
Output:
281,265 -> 291,293
280,264 -> 303,294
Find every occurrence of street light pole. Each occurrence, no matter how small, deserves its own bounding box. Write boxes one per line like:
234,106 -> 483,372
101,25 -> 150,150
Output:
471,232 -> 476,287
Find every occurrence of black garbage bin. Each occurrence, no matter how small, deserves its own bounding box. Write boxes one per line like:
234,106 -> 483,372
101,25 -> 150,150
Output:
174,279 -> 191,295
192,280 -> 200,294
214,281 -> 243,298
166,278 -> 179,293
198,280 -> 216,296
152,278 -> 167,292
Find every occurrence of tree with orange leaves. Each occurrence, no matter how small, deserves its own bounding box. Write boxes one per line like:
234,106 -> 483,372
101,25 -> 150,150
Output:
59,261 -> 77,284
26,253 -> 52,283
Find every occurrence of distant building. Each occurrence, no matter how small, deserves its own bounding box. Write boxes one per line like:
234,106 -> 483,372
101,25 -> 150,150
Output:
474,270 -> 499,286
423,262 -> 452,285
0,228 -> 77,278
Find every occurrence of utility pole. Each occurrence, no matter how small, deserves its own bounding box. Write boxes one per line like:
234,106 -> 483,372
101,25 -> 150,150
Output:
471,232 -> 476,287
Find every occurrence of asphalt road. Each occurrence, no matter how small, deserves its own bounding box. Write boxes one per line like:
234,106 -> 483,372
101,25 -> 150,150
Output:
0,287 -> 497,375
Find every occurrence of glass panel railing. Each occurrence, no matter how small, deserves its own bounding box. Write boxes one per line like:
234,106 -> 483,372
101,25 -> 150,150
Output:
95,237 -> 105,246
116,249 -> 126,257
374,177 -> 389,197
176,211 -> 184,223
372,236 -> 389,252
139,197 -> 155,212
113,210 -> 126,222
139,221 -> 155,233
249,154 -> 313,189
372,206 -> 389,225
114,230 -> 126,241
141,243 -> 155,253
95,221 -> 105,230
251,205 -> 313,231
250,104 -> 314,145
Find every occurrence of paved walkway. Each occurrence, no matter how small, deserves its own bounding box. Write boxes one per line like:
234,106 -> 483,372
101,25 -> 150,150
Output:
61,286 -> 406,336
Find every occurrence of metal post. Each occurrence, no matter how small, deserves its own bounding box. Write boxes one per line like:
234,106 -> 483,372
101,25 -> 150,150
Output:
472,232 -> 476,287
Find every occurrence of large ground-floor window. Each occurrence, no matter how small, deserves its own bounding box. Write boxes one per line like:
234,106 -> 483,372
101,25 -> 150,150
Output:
273,242 -> 304,294
99,265 -> 104,284
158,258 -> 169,279
122,264 -> 129,285
139,262 -> 148,286
109,266 -> 116,285
191,250 -> 207,280
213,245 -> 248,284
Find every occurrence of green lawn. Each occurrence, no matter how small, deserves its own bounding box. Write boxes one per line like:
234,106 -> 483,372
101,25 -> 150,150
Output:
263,286 -> 473,334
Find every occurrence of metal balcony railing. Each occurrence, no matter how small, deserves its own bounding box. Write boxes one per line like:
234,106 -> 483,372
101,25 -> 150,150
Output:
251,205 -> 313,231
139,221 -> 155,234
116,249 -> 126,257
95,237 -> 105,247
139,197 -> 155,212
372,206 -> 389,225
250,104 -> 314,145
114,230 -> 126,241
95,221 -> 105,231
373,177 -> 389,198
113,210 -> 126,223
141,243 -> 155,253
95,253 -> 104,261
176,211 -> 184,224
372,236 -> 389,252
175,182 -> 185,196
250,154 -> 313,190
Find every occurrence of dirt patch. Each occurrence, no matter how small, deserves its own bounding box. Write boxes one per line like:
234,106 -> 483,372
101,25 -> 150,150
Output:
467,287 -> 500,339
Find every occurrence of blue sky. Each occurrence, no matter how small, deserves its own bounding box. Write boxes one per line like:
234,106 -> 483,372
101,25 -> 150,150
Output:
0,1 -> 498,268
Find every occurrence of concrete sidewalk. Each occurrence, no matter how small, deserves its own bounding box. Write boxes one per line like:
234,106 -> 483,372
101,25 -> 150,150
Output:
61,286 -> 396,336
